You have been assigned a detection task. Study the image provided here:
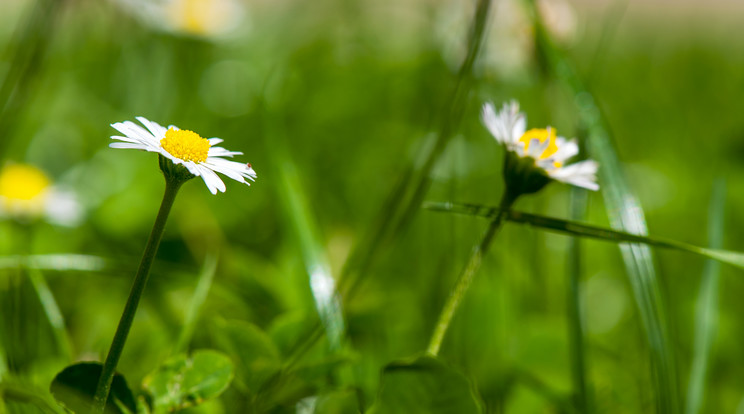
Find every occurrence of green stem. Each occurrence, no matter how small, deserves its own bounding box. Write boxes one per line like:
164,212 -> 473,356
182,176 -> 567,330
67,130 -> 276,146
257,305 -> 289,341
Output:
426,193 -> 516,356
567,187 -> 590,413
91,177 -> 183,413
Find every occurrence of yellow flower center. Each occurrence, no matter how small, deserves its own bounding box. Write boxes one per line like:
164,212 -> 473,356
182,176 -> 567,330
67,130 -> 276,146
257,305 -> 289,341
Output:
0,164 -> 50,201
160,128 -> 211,163
519,127 -> 562,168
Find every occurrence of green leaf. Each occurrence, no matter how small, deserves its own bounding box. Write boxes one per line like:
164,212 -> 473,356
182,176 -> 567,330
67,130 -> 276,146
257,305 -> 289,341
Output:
368,356 -> 482,414
685,179 -> 726,414
142,350 -> 234,413
49,362 -> 137,414
424,202 -> 744,270
212,319 -> 282,394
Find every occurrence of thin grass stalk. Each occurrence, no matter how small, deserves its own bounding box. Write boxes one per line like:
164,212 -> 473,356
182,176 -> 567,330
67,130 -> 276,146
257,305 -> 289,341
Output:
685,179 -> 726,414
526,2 -> 679,411
279,0 -> 496,370
337,0 -> 494,301
566,186 -> 591,413
426,192 -> 515,356
174,253 -> 218,354
92,176 -> 184,413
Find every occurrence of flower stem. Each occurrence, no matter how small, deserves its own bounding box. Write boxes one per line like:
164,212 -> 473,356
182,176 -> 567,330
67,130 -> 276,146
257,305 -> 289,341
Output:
92,177 -> 183,413
426,192 -> 516,356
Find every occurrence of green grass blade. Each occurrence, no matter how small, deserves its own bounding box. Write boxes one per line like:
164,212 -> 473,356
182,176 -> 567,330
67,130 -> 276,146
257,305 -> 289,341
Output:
337,0 -> 494,300
424,202 -> 744,270
27,268 -> 73,361
0,254 -> 107,272
175,253 -> 218,354
685,179 -> 726,414
528,3 -> 680,410
271,139 -> 345,350
566,187 -> 591,413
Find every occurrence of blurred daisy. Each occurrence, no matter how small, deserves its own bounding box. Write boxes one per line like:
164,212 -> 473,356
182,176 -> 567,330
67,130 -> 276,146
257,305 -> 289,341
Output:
0,163 -> 82,226
114,0 -> 247,38
482,100 -> 598,192
110,117 -> 256,194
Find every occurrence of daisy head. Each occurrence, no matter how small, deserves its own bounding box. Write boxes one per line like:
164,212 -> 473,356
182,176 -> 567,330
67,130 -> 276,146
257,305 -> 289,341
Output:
0,163 -> 82,226
481,100 -> 598,195
110,117 -> 256,194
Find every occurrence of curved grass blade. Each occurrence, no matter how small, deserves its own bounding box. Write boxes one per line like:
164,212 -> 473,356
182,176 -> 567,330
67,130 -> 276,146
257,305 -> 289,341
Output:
424,202 -> 744,270
685,179 -> 726,414
279,0 -> 495,373
174,253 -> 218,354
27,268 -> 73,361
527,1 -> 680,410
270,135 -> 344,350
337,0 -> 494,300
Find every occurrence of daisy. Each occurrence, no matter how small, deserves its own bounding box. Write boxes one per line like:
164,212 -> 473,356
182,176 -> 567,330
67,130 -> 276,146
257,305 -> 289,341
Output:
0,163 -> 82,226
110,117 -> 256,194
481,100 -> 599,192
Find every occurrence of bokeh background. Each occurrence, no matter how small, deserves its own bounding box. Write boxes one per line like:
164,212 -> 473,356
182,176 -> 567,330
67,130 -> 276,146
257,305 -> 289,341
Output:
1,0 -> 744,412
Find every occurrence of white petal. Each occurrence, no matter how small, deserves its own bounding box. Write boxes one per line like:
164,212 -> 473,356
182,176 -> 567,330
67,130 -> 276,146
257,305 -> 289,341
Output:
112,121 -> 159,147
208,146 -> 243,157
552,139 -> 579,162
207,138 -> 224,145
527,138 -> 548,159
197,165 -> 226,194
136,116 -> 168,139
109,142 -> 150,150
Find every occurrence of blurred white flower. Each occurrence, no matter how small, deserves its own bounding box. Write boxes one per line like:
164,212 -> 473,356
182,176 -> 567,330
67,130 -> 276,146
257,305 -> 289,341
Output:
0,163 -> 83,226
435,0 -> 579,77
482,100 -> 599,191
114,0 -> 247,38
110,116 -> 256,194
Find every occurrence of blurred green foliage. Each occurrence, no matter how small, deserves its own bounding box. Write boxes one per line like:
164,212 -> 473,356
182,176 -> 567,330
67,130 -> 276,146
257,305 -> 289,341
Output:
1,0 -> 744,412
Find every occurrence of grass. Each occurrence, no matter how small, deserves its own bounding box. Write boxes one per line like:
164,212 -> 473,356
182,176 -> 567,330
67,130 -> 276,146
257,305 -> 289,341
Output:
1,0 -> 744,412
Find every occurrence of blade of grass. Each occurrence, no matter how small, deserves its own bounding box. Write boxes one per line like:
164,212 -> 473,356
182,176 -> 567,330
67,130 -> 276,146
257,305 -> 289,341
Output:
566,186 -> 591,413
424,202 -> 744,270
27,268 -> 73,361
527,2 -> 680,411
174,253 -> 218,354
0,254 -> 107,272
265,126 -> 345,351
685,179 -> 726,414
270,0 -> 495,377
337,0 -> 494,300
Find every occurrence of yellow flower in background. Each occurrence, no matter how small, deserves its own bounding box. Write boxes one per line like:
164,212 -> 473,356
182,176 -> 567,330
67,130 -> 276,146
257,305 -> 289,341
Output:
110,116 -> 257,194
482,100 -> 599,193
0,163 -> 82,226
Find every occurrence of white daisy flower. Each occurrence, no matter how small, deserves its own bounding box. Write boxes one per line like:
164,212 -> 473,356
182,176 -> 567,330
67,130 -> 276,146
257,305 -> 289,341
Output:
110,117 -> 256,194
112,0 -> 247,39
0,163 -> 83,227
481,100 -> 599,191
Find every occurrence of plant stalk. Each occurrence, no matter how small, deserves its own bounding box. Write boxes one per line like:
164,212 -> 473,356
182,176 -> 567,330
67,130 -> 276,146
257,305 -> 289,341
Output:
426,192 -> 515,356
91,177 -> 183,413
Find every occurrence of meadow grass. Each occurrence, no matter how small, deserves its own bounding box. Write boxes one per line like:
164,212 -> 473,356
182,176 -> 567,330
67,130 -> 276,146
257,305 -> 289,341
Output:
1,0 -> 743,412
